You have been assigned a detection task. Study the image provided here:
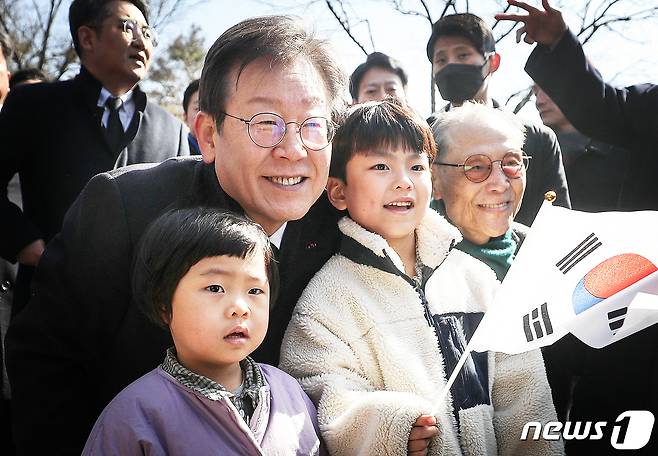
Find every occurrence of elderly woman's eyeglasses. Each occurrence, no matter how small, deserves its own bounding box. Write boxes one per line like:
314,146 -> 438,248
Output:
220,112 -> 335,151
119,19 -> 158,47
435,152 -> 530,183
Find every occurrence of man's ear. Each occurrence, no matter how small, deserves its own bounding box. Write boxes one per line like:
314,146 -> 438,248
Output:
326,176 -> 348,211
488,52 -> 501,74
195,111 -> 217,164
77,26 -> 96,55
431,164 -> 443,200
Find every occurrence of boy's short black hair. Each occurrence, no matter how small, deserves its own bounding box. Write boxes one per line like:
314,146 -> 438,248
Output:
426,13 -> 495,62
69,0 -> 150,57
330,98 -> 437,181
132,207 -> 279,327
349,52 -> 408,100
182,79 -> 200,114
9,68 -> 48,89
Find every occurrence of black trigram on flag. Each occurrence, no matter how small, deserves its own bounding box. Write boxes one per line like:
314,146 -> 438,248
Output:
523,303 -> 554,342
608,307 -> 628,332
555,233 -> 602,274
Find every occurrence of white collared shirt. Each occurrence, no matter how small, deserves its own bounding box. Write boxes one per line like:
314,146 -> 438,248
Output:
269,222 -> 287,249
97,87 -> 135,131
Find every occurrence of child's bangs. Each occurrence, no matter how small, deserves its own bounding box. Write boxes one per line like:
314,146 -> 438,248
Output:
350,106 -> 433,158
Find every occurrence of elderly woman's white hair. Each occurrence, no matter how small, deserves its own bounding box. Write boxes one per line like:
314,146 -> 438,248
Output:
430,101 -> 526,160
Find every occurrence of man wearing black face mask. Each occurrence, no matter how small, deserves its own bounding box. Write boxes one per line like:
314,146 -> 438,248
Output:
427,13 -> 570,226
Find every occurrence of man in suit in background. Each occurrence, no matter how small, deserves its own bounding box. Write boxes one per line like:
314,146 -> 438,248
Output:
533,84 -> 630,212
0,0 -> 189,317
349,51 -> 408,104
183,79 -> 202,154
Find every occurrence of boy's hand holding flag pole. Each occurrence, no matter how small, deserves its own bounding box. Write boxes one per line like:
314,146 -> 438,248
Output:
436,196 -> 658,409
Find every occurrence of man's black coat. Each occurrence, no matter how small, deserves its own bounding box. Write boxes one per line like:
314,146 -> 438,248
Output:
0,67 -> 190,262
0,67 -> 189,316
5,157 -> 342,455
527,30 -> 658,211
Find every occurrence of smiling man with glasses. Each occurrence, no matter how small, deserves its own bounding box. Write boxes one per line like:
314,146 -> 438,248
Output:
6,13 -> 345,456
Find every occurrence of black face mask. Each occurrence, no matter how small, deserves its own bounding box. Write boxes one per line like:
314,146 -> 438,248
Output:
434,62 -> 487,104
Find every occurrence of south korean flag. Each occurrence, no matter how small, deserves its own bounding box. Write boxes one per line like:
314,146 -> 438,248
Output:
470,202 -> 658,354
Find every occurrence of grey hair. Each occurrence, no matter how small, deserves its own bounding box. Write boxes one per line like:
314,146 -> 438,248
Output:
431,101 -> 526,160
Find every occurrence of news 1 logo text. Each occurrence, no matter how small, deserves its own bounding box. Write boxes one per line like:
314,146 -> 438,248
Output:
521,411 -> 655,450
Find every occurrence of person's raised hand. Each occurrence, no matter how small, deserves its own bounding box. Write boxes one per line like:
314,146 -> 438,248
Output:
495,0 -> 567,48
408,414 -> 439,456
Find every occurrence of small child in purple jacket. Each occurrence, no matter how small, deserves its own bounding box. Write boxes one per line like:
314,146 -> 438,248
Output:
83,207 -> 324,455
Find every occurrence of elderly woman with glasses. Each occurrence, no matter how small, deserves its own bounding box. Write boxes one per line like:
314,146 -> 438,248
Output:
431,102 -> 529,281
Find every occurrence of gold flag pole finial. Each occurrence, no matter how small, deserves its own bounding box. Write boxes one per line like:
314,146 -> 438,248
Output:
544,190 -> 557,203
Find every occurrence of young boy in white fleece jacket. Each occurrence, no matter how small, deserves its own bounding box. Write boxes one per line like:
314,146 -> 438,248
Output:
279,99 -> 562,455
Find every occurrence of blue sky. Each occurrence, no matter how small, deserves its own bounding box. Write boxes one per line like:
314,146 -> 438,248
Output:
160,0 -> 658,122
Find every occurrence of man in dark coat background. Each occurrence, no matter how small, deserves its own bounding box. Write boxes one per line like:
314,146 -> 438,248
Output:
533,84 -> 631,213
0,0 -> 189,318
5,13 -> 345,456
497,1 -> 658,454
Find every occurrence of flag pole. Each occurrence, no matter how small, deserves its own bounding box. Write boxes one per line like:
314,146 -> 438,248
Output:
432,333 -> 481,414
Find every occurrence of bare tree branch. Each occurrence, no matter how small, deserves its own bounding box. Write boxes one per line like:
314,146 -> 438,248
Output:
577,0 -> 622,38
419,0 -> 433,24
496,24 -> 517,43
388,0 -> 432,24
491,4 -> 511,31
324,0 -> 369,55
439,0 -> 456,19
512,87 -> 533,114
38,0 -> 64,68
577,3 -> 658,45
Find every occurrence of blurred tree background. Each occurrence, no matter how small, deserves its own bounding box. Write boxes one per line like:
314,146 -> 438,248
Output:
0,0 -> 207,114
2,0 -> 656,115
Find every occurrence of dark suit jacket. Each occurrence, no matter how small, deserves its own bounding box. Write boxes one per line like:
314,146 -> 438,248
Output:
6,157 -> 342,455
527,31 -> 658,454
556,130 -> 631,212
429,102 -> 571,226
0,66 -> 190,263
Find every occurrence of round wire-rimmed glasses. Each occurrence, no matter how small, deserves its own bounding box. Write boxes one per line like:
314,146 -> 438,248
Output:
435,151 -> 530,183
220,111 -> 334,151
119,19 -> 158,47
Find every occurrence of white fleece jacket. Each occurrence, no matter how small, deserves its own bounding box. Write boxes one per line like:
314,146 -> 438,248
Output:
279,210 -> 563,456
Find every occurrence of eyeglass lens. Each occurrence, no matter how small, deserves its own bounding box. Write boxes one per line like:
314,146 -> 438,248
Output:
248,113 -> 331,150
463,152 -> 526,182
123,20 -> 157,46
